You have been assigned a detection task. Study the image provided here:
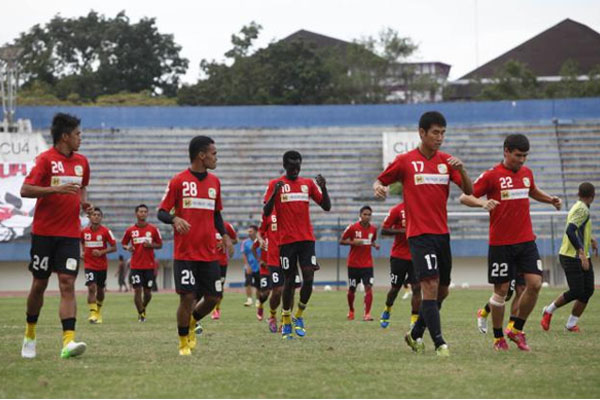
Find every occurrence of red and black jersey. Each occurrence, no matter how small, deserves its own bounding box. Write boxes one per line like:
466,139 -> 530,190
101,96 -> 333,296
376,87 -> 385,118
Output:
342,221 -> 378,268
122,223 -> 162,270
216,222 -> 237,267
258,212 -> 280,267
378,148 -> 462,238
473,163 -> 537,245
159,169 -> 223,261
24,147 -> 90,238
81,225 -> 116,270
382,203 -> 411,260
263,175 -> 323,245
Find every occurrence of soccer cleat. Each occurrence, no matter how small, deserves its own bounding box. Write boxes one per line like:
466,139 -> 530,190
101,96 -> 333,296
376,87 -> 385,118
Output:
380,310 -> 390,328
402,291 -> 411,300
211,309 -> 221,320
404,332 -> 425,353
292,317 -> 306,337
347,310 -> 355,321
88,311 -> 98,324
179,346 -> 192,356
363,313 -> 374,321
95,314 -> 103,324
566,325 -> 580,332
268,317 -> 278,333
60,341 -> 87,359
21,338 -> 36,359
436,344 -> 450,357
506,330 -> 531,351
255,299 -> 260,308
282,323 -> 294,340
493,337 -> 509,351
477,308 -> 488,334
188,330 -> 197,350
540,307 -> 552,331
194,321 -> 203,335
243,298 -> 253,307
256,307 -> 264,321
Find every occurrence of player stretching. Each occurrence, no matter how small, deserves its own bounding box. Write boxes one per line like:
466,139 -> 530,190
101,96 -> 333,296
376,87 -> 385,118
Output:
20,113 -> 91,359
263,150 -> 331,339
541,182 -> 596,332
379,202 -> 421,329
122,205 -> 163,322
476,276 -> 525,334
340,206 -> 380,321
158,135 -> 233,355
460,133 -> 561,351
81,207 -> 116,324
374,111 -> 473,356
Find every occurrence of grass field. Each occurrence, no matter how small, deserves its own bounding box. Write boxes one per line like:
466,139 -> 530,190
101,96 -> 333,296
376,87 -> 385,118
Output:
1,287 -> 599,398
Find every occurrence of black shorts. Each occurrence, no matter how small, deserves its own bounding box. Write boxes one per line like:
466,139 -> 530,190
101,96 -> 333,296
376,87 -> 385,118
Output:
259,273 -> 272,290
279,241 -> 318,274
269,266 -> 284,288
390,257 -> 417,288
244,271 -> 260,289
347,267 -> 374,289
408,234 -> 452,285
28,234 -> 80,279
130,269 -> 155,289
219,265 -> 227,282
174,260 -> 222,297
488,241 -> 542,284
560,254 -> 595,302
85,269 -> 107,288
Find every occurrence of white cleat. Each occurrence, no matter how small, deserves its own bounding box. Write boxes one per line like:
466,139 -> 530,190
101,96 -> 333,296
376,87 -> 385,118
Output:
60,341 -> 87,359
476,308 -> 488,334
21,337 -> 37,359
402,291 -> 411,300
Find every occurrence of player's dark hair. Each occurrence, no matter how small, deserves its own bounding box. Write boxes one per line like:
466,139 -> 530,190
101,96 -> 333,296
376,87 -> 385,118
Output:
578,182 -> 595,198
51,113 -> 81,145
504,134 -> 530,153
135,204 -> 148,212
189,136 -> 215,163
249,225 -> 259,231
92,207 -> 103,216
419,111 -> 446,132
283,150 -> 302,164
360,205 -> 372,214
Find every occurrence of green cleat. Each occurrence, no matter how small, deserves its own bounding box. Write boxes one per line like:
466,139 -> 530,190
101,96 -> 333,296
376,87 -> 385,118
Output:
436,344 -> 450,357
404,332 -> 424,353
60,341 -> 87,359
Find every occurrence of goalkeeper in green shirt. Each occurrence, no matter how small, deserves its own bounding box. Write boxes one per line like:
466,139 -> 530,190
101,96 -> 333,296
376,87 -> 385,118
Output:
541,182 -> 597,332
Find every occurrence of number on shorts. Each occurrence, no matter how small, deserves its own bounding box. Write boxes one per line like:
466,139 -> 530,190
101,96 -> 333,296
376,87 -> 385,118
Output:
280,256 -> 290,270
32,255 -> 49,271
85,272 -> 94,282
260,277 -> 268,288
349,278 -> 356,287
131,275 -> 141,284
390,273 -> 398,284
181,269 -> 195,285
491,262 -> 508,277
272,272 -> 280,283
424,254 -> 438,270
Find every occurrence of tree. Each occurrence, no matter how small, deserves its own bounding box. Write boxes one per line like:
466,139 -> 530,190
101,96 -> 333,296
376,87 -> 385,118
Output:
13,10 -> 188,101
478,60 -> 540,100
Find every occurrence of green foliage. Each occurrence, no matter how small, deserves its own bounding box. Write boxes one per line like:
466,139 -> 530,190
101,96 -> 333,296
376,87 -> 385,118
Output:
478,60 -> 541,100
14,10 -> 188,101
95,91 -> 177,106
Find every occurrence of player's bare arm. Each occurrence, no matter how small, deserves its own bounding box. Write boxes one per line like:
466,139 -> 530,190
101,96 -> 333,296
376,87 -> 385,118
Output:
92,244 -> 117,257
592,238 -> 598,257
223,234 -> 234,257
157,208 -> 191,234
371,240 -> 380,250
529,187 -> 562,210
263,181 -> 284,216
20,182 -> 80,197
315,174 -> 331,211
80,187 -> 94,214
381,226 -> 405,236
447,156 -> 473,195
373,179 -> 388,199
459,194 -> 500,211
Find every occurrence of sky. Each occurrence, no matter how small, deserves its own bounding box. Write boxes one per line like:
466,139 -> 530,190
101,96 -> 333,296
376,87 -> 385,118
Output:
2,0 -> 599,83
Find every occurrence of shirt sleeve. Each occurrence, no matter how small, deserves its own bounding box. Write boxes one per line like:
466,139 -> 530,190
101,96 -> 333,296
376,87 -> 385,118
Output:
263,181 -> 275,204
24,154 -> 49,186
226,223 -> 237,240
529,170 -> 537,192
309,179 -> 323,204
382,208 -> 399,229
215,178 -> 223,211
159,178 -> 178,212
153,226 -> 163,245
341,224 -> 354,241
106,229 -> 117,246
82,157 -> 90,187
372,226 -> 378,242
377,155 -> 405,186
121,229 -> 131,246
472,170 -> 491,198
449,164 -> 463,187
80,230 -> 85,244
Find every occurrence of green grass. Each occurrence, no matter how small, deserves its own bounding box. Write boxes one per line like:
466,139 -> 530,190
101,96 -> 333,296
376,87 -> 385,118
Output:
1,288 -> 599,398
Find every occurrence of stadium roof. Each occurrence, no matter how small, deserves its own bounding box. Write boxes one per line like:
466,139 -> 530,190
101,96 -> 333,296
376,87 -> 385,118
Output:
459,18 -> 600,80
280,29 -> 354,49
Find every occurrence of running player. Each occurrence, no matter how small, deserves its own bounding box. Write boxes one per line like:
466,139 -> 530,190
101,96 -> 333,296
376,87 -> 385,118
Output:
211,221 -> 237,320
242,225 -> 260,306
459,133 -> 562,351
263,150 -> 331,339
374,111 -> 473,356
81,207 -> 116,324
20,113 -> 91,359
122,204 -> 163,322
379,202 -> 421,329
158,135 -> 233,356
340,206 -> 380,321
541,182 -> 596,332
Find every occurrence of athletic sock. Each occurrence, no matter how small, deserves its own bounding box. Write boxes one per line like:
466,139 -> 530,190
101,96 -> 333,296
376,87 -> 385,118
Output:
506,320 -> 515,331
364,289 -> 373,315
566,314 -> 579,329
178,326 -> 189,348
411,309 -> 427,340
89,302 -> 98,315
410,313 -> 419,326
25,314 -> 38,340
480,303 -> 490,318
61,318 -> 76,347
421,299 -> 445,348
294,302 -> 306,319
493,328 -> 504,339
215,298 -> 222,311
347,290 -> 355,312
546,302 -> 557,314
270,308 -> 277,318
384,305 -> 392,313
512,317 -> 526,332
192,310 -> 201,322
282,309 -> 292,325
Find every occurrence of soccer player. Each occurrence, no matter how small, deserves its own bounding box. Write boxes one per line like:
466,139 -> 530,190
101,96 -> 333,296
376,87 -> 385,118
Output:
253,226 -> 270,322
20,112 -> 91,359
241,225 -> 261,306
122,204 -> 163,322
263,150 -> 331,339
374,111 -> 473,356
459,133 -> 562,351
211,221 -> 238,320
541,182 -> 596,332
157,135 -> 233,356
340,205 -> 380,321
476,276 -> 525,334
81,207 -> 117,324
115,255 -> 129,292
379,202 -> 422,329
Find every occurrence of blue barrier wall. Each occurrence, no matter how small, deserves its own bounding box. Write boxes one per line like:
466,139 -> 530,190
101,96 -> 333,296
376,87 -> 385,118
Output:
16,97 -> 600,130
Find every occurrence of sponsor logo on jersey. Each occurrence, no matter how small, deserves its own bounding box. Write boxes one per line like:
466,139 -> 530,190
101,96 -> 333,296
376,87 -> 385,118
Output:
51,175 -> 83,187
74,165 -> 84,176
414,174 -> 449,185
85,241 -> 104,248
500,188 -> 529,200
133,237 -> 151,245
96,235 -> 102,241
523,177 -> 531,188
301,185 -> 308,193
208,188 -> 217,199
437,164 -> 448,174
183,197 -> 216,210
280,192 -> 309,202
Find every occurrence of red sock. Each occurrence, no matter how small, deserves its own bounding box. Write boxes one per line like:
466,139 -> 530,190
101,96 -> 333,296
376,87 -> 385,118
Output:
364,289 -> 373,315
347,290 -> 355,311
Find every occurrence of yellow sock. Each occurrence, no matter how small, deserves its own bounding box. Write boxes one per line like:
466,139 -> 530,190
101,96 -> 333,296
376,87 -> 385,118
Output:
493,337 -> 504,344
215,299 -> 221,311
384,305 -> 392,313
96,301 -> 103,312
25,322 -> 36,340
295,302 -> 306,319
480,308 -> 489,318
179,335 -> 188,349
282,310 -> 292,325
270,309 -> 277,318
62,330 -> 75,347
410,313 -> 419,325
508,321 -> 518,332
89,303 -> 98,313
190,315 -> 197,327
